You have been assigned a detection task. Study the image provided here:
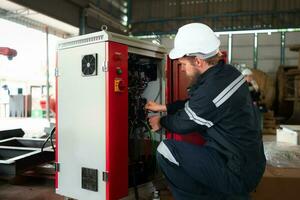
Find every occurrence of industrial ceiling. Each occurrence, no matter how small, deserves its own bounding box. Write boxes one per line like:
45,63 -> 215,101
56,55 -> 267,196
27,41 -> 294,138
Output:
0,0 -> 299,37
131,0 -> 300,35
0,0 -> 127,37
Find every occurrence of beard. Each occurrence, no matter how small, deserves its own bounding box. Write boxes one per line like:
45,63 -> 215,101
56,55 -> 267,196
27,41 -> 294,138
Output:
188,70 -> 201,87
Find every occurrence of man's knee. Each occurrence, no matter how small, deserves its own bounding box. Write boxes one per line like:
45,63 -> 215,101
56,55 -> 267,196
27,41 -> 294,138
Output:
156,142 -> 168,169
156,140 -> 179,168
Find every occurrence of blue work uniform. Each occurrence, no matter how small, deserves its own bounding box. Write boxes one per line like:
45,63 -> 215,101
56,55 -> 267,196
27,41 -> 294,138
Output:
158,61 -> 266,200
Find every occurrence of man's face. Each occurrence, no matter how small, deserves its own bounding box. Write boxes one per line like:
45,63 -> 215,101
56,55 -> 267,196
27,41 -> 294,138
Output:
178,57 -> 200,82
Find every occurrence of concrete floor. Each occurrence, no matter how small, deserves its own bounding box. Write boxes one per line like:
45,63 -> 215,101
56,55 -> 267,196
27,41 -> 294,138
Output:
0,178 -> 173,200
0,177 -> 63,200
122,179 -> 173,200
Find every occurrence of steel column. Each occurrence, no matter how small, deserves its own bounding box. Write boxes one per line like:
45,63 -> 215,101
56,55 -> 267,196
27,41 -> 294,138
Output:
280,31 -> 286,65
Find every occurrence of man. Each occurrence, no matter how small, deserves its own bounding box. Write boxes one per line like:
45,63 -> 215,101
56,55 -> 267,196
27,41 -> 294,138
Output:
145,23 -> 266,200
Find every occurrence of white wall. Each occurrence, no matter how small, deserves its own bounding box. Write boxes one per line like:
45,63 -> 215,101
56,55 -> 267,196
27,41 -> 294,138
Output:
219,34 -> 229,53
232,34 -> 254,68
160,31 -> 300,77
258,32 -> 281,77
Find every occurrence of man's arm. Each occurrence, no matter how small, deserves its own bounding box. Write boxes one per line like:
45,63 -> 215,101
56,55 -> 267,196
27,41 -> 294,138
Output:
157,88 -> 220,133
160,113 -> 200,134
145,99 -> 188,113
160,100 -> 216,133
166,100 -> 188,114
145,101 -> 167,112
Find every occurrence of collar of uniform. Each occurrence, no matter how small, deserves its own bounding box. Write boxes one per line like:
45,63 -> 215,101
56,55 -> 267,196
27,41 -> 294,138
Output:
194,60 -> 224,86
200,60 -> 224,80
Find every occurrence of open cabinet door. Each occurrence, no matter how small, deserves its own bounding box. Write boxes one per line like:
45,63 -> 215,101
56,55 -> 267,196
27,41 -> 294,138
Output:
166,59 -> 205,145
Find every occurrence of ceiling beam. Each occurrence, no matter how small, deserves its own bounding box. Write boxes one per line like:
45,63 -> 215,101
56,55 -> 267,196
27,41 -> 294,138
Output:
9,0 -> 81,27
7,0 -> 127,35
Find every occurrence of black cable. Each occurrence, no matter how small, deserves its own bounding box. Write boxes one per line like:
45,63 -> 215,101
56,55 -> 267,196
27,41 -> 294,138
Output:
50,127 -> 56,153
41,135 -> 50,152
153,84 -> 161,102
133,164 -> 139,200
41,127 -> 56,153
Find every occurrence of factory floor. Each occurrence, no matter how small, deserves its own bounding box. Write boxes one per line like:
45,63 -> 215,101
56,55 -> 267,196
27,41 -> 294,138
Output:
0,177 -> 63,200
0,176 -> 173,200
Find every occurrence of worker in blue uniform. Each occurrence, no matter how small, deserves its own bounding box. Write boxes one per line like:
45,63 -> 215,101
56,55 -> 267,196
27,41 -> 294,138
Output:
145,23 -> 266,200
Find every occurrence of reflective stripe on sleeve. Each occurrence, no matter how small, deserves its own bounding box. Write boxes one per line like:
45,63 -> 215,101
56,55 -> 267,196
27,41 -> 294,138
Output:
213,74 -> 245,107
157,141 -> 179,166
184,102 -> 214,128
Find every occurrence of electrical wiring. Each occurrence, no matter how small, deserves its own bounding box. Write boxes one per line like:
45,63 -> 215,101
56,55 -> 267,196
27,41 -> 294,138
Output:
128,54 -> 160,196
141,120 -> 156,155
41,127 -> 56,153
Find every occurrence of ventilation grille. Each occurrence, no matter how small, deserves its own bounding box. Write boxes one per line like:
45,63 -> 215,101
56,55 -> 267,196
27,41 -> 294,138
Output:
82,54 -> 98,76
58,35 -> 104,49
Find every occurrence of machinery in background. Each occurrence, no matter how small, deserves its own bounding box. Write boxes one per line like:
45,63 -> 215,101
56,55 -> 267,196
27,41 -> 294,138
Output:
56,31 -> 166,200
276,45 -> 300,124
0,136 -> 54,177
0,47 -> 17,117
0,128 -> 25,140
0,127 -> 55,178
0,47 -> 17,60
0,48 -> 55,177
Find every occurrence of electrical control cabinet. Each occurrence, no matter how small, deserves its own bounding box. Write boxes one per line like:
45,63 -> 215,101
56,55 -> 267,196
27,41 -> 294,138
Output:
56,31 -> 166,200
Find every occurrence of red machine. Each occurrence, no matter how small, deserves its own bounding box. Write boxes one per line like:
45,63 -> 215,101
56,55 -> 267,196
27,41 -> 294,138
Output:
56,31 -> 166,200
0,47 -> 17,60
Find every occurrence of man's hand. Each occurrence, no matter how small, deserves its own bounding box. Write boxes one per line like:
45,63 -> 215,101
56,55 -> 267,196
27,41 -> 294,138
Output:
148,115 -> 162,132
145,101 -> 167,112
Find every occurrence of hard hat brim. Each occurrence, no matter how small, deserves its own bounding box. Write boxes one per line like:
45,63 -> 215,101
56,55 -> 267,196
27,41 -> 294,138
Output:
169,48 -> 185,59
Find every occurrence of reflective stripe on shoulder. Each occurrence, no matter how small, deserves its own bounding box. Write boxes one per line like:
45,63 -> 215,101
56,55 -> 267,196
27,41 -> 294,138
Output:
184,102 -> 214,128
157,141 -> 179,166
213,74 -> 245,107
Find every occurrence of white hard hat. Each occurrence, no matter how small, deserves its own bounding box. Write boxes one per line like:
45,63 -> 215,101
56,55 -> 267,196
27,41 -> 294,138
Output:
242,68 -> 253,76
169,23 -> 220,59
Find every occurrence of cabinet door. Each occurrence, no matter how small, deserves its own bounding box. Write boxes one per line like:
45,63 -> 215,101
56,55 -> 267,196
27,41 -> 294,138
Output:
57,42 -> 107,200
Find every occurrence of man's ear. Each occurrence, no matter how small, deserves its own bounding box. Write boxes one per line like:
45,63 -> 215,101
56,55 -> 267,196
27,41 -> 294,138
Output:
194,57 -> 204,67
